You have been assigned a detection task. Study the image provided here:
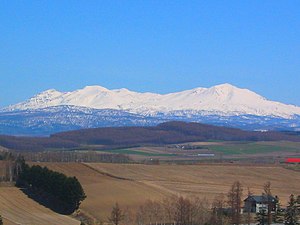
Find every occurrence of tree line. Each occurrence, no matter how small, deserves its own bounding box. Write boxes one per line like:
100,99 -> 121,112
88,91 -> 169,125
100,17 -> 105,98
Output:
0,152 -> 23,182
105,181 -> 300,225
21,151 -> 131,163
0,135 -> 79,151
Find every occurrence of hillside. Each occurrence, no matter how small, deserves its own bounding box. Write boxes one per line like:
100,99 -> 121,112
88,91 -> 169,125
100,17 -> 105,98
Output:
33,162 -> 169,221
0,187 -> 80,225
52,121 -> 300,146
1,121 -> 300,152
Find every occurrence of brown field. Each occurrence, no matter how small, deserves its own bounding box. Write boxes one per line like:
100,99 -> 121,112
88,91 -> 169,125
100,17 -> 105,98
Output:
33,162 -> 300,222
0,187 -> 80,225
34,162 -> 169,221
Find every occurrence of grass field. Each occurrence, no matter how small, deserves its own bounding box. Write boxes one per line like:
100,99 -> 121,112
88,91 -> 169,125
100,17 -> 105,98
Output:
101,148 -> 177,157
90,141 -> 300,161
33,162 -> 300,222
203,141 -> 300,155
0,187 -> 80,225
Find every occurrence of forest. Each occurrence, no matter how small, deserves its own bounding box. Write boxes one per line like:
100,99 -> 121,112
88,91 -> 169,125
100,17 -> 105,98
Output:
16,162 -> 86,214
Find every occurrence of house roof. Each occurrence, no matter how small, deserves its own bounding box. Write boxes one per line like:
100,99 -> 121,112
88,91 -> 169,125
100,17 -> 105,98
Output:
244,195 -> 278,203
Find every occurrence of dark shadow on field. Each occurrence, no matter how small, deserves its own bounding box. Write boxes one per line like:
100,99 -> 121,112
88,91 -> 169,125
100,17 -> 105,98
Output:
19,186 -> 75,215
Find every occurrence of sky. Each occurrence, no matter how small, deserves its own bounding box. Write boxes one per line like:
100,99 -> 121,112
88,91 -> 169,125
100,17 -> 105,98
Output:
0,0 -> 299,107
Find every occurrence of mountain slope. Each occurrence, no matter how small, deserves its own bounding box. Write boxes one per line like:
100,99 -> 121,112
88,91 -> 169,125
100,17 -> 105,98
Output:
4,83 -> 300,118
51,121 -> 300,146
1,84 -> 300,135
0,105 -> 163,136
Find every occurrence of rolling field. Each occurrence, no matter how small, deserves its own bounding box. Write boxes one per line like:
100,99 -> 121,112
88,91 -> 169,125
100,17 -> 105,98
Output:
94,141 -> 300,161
34,162 -> 300,222
203,141 -> 300,155
34,162 -> 169,221
0,187 -> 80,225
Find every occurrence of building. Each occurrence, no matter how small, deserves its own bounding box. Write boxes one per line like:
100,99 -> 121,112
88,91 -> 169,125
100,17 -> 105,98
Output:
244,195 -> 278,213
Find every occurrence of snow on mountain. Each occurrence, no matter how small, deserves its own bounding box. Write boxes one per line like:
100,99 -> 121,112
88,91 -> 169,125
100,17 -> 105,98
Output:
3,83 -> 300,118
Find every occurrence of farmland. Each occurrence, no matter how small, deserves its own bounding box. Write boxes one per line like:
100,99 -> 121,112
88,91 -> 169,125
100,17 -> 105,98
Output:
94,141 -> 300,162
0,186 -> 80,225
33,162 -> 300,222
1,139 -> 300,224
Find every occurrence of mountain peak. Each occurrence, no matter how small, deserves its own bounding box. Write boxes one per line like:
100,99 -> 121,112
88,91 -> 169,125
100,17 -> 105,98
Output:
212,83 -> 239,91
81,85 -> 109,92
215,83 -> 236,88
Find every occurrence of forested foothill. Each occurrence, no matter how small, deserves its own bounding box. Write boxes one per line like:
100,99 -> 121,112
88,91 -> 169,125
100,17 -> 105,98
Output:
0,134 -> 79,151
1,121 -> 300,152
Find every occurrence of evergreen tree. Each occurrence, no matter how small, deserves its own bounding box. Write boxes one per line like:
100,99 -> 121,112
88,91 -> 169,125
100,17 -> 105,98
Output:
0,215 -> 3,225
274,196 -> 285,223
256,208 -> 267,225
297,195 -> 300,214
285,194 -> 299,225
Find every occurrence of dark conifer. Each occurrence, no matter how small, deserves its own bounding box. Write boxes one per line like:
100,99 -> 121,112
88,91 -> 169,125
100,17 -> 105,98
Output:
285,194 -> 299,225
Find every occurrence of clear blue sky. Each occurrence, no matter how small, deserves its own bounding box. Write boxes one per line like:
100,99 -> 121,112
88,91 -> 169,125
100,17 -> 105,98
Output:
1,0 -> 299,107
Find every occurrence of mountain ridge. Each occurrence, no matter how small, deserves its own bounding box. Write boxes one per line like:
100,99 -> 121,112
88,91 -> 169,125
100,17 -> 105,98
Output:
3,83 -> 300,118
1,83 -> 300,136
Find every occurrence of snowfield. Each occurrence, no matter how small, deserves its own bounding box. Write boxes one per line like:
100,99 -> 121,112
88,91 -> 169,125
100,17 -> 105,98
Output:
4,83 -> 300,118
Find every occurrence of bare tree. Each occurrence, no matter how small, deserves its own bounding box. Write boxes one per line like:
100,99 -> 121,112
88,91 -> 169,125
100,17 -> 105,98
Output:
147,200 -> 163,225
136,204 -> 147,225
135,196 -> 213,225
245,187 -> 253,225
161,196 -> 177,225
174,196 -> 192,225
211,194 -> 228,225
263,181 -> 272,225
228,181 -> 243,225
191,196 -> 211,225
123,206 -> 136,225
108,202 -> 124,225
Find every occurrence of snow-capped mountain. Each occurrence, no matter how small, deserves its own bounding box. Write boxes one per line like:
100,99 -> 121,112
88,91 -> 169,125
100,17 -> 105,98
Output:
1,83 -> 300,136
4,83 -> 300,118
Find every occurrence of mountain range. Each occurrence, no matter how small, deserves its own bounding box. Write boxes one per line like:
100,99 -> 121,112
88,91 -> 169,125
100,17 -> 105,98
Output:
1,83 -> 300,136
